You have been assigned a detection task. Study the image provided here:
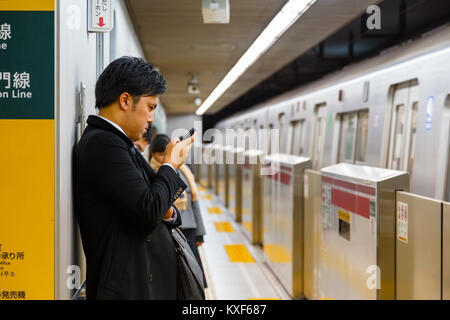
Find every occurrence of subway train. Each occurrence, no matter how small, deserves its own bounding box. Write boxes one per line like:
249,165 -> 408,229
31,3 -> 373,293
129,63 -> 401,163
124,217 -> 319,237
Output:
214,23 -> 450,203
198,24 -> 450,300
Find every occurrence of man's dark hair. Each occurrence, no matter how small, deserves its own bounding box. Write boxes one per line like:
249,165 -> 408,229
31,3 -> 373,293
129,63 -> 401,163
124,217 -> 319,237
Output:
150,134 -> 171,154
95,56 -> 167,109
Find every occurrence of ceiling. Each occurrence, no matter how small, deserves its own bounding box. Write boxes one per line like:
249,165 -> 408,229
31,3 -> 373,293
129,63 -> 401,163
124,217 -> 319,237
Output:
126,0 -> 380,115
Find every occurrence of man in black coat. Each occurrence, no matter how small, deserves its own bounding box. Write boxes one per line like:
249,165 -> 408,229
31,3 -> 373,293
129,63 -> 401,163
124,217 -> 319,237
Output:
73,56 -> 195,299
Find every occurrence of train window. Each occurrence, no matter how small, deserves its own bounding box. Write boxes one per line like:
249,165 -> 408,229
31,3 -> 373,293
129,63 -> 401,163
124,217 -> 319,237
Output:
291,120 -> 305,156
339,113 -> 357,163
278,113 -> 287,154
407,104 -> 418,174
391,104 -> 406,170
312,104 -> 327,170
338,110 -> 369,163
387,80 -> 419,174
268,123 -> 274,154
285,121 -> 294,154
445,96 -> 450,202
356,111 -> 369,162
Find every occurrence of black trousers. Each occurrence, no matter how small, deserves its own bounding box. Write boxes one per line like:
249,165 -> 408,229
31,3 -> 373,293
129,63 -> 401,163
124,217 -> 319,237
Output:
181,228 -> 208,288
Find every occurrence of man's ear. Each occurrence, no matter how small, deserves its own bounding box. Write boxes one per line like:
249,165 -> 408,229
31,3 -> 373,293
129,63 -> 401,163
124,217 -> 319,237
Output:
119,92 -> 132,111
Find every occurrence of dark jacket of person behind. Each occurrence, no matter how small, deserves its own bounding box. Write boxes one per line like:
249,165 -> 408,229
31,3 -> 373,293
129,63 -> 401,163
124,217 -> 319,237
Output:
149,134 -> 208,287
73,57 -> 193,299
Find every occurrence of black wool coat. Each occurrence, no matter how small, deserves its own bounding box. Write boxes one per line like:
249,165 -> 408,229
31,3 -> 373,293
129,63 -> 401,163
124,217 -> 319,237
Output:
73,115 -> 187,299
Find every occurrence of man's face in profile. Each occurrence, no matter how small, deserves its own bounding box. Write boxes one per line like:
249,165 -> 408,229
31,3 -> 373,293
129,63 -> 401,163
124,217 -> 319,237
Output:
126,95 -> 158,142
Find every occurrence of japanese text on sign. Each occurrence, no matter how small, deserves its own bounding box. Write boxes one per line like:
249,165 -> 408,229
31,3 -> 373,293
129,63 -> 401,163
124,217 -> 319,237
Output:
0,72 -> 32,99
397,201 -> 408,243
88,0 -> 113,32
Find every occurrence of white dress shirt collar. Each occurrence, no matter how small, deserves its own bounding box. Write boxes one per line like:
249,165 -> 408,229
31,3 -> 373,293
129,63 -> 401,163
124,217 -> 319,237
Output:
95,115 -> 127,137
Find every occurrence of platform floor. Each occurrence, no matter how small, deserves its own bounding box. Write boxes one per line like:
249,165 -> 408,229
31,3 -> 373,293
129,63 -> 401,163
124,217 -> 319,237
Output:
197,186 -> 291,300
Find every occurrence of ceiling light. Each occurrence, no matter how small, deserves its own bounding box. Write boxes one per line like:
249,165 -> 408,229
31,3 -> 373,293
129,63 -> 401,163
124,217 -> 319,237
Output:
194,97 -> 203,106
196,0 -> 317,115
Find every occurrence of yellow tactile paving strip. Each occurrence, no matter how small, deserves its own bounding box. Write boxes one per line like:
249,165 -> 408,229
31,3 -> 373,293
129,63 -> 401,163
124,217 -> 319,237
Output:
242,221 -> 252,234
198,187 -> 207,192
225,244 -> 255,263
202,195 -> 213,200
214,222 -> 235,232
208,207 -> 223,214
263,244 -> 292,263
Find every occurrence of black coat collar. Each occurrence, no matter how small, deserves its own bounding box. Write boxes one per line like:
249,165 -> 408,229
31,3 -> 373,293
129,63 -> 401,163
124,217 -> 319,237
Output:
87,115 -> 134,148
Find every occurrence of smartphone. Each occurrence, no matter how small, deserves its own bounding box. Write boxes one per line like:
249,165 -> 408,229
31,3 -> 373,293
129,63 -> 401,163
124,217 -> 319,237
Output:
179,128 -> 196,141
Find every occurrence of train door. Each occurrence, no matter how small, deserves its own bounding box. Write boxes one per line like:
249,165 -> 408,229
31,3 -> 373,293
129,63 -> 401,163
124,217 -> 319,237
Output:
312,103 -> 327,170
387,80 -> 419,175
290,120 -> 305,156
337,110 -> 369,164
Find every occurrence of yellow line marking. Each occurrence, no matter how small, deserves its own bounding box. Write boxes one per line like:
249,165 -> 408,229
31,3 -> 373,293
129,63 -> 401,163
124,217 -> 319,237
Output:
214,222 -> 234,232
202,195 -> 213,200
242,209 -> 250,215
198,187 -> 207,192
225,244 -> 255,263
208,207 -> 223,214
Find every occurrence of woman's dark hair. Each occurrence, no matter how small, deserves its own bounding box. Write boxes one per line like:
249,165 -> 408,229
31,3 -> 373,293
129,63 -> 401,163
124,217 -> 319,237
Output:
150,134 -> 171,154
95,56 -> 167,109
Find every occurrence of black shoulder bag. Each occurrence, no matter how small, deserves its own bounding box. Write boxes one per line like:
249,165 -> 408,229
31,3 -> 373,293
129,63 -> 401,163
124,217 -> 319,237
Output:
171,228 -> 205,300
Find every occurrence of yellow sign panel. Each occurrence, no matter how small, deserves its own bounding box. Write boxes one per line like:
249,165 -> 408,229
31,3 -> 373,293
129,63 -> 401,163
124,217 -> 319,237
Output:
0,0 -> 54,11
338,210 -> 351,223
0,120 -> 54,300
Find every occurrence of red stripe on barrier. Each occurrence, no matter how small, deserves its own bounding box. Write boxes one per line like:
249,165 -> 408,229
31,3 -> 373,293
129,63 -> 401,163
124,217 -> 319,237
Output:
280,172 -> 291,186
332,188 -> 370,219
321,176 -> 375,196
280,166 -> 292,172
357,184 -> 376,196
333,179 -> 357,191
322,176 -> 333,184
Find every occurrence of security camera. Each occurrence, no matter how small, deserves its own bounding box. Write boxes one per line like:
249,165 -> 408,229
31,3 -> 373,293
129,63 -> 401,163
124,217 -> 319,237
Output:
188,85 -> 200,95
188,73 -> 200,95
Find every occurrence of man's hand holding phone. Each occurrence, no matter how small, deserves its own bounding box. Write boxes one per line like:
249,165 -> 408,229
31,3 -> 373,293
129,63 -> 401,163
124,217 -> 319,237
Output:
163,130 -> 195,170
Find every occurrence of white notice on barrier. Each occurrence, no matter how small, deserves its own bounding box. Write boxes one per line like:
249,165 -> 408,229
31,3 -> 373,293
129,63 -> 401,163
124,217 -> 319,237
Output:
397,201 -> 408,244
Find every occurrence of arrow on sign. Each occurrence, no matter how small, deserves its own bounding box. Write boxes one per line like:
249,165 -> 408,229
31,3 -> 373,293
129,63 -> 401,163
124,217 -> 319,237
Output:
97,17 -> 105,27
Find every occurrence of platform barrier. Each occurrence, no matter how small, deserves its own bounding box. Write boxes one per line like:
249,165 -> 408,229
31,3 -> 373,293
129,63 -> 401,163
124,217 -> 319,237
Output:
444,202 -> 450,300
396,192 -> 441,299
214,144 -> 230,202
263,153 -> 311,299
226,147 -> 244,222
320,163 -> 409,300
396,192 -> 450,300
303,169 -> 322,300
241,149 -> 264,245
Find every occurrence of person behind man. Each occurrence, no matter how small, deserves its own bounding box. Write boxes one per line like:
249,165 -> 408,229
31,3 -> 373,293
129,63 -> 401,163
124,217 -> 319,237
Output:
134,126 -> 153,161
149,134 -> 208,288
73,56 -> 195,299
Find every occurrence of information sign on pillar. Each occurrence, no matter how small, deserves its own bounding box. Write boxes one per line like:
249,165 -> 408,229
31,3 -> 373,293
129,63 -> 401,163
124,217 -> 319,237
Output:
88,0 -> 113,33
